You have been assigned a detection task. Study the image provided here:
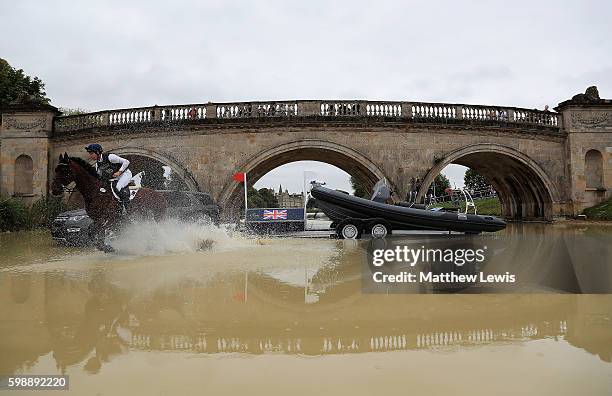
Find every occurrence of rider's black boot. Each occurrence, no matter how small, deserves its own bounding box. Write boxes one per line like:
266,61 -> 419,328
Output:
118,188 -> 131,214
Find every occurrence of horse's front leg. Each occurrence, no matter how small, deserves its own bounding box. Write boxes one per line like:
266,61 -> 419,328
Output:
89,221 -> 115,253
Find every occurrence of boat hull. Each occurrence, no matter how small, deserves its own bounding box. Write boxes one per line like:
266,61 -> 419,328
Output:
311,186 -> 506,233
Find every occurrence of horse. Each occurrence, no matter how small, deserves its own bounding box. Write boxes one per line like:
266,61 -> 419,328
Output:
51,153 -> 167,253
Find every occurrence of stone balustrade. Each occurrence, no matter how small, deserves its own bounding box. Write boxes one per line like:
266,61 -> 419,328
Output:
53,100 -> 561,133
109,108 -> 152,125
411,102 -> 456,119
127,320 -> 567,354
216,101 -> 299,118
54,112 -> 106,132
159,104 -> 206,121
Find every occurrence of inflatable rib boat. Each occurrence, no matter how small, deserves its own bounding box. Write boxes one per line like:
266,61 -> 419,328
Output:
310,183 -> 506,235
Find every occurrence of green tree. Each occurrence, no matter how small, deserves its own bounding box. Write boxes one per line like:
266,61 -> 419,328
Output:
247,186 -> 279,208
0,58 -> 50,107
350,176 -> 370,198
431,174 -> 451,195
258,188 -> 278,207
464,169 -> 491,192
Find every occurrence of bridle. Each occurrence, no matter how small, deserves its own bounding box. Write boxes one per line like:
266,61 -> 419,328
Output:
54,162 -> 77,193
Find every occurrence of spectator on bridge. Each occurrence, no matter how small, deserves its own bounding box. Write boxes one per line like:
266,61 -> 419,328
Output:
187,107 -> 197,119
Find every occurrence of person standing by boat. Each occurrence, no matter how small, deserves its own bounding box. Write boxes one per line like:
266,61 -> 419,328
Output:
407,177 -> 416,202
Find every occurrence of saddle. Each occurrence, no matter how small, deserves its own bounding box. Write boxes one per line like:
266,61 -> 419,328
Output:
103,171 -> 145,205
110,181 -> 133,202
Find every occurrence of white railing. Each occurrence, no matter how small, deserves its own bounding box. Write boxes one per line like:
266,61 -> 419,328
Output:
412,103 -> 456,119
462,105 -> 506,121
365,102 -> 402,116
109,108 -> 152,125
53,100 -> 561,133
159,105 -> 206,121
320,101 -> 361,116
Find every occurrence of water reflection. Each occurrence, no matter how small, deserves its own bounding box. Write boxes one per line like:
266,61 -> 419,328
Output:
0,222 -> 611,378
363,222 -> 612,293
1,272 -> 611,375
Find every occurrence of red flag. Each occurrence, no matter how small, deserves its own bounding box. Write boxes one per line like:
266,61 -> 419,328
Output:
233,172 -> 246,182
233,291 -> 246,302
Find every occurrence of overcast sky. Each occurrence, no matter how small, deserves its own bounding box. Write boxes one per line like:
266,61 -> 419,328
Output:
1,0 -> 610,193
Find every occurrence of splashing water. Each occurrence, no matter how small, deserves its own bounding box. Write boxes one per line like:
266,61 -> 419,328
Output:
108,219 -> 252,255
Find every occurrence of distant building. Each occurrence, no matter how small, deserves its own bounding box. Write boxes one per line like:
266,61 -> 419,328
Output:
274,184 -> 304,208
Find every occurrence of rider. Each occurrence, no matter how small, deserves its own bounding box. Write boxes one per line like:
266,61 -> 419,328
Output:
85,144 -> 132,211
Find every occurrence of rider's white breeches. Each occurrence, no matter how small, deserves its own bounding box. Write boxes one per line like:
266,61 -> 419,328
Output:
115,169 -> 133,190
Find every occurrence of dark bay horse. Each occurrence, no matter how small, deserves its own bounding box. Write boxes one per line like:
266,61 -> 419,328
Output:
51,153 -> 167,252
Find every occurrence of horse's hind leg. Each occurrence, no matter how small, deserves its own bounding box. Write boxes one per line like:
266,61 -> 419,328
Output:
154,201 -> 167,222
151,196 -> 167,222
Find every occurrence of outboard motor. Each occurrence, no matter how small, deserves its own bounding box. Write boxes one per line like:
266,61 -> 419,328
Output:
309,180 -> 326,189
371,179 -> 392,203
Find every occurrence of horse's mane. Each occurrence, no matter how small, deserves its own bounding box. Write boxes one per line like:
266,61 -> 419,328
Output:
69,156 -> 102,180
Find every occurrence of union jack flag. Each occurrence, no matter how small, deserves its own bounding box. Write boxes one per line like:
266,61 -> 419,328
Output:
263,209 -> 287,220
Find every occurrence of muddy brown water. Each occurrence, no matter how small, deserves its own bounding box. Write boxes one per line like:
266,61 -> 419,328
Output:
0,222 -> 611,395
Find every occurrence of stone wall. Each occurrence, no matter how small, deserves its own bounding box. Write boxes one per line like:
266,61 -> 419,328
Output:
0,109 -> 55,205
50,121 -> 569,218
561,104 -> 612,212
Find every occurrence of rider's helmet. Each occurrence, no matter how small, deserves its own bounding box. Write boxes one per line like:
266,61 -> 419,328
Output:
85,143 -> 103,154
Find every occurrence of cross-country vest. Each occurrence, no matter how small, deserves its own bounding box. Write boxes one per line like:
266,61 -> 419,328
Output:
97,153 -> 122,180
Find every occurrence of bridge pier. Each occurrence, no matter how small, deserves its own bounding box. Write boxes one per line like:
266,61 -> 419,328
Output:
0,101 -> 59,206
557,92 -> 612,214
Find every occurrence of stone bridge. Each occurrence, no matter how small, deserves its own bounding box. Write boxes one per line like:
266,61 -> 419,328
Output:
1,89 -> 611,220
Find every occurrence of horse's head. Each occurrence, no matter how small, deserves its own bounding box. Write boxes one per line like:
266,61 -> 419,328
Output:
51,152 -> 74,196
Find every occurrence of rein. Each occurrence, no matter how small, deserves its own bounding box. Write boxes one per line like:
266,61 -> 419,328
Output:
57,161 -> 99,196
61,185 -> 76,193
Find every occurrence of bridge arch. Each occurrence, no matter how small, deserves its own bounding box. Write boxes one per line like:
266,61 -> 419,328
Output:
418,144 -> 560,220
219,139 -> 390,212
109,146 -> 200,191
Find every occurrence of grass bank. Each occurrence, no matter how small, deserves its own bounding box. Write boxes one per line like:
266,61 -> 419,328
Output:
582,198 -> 612,220
0,197 -> 72,232
430,197 -> 502,216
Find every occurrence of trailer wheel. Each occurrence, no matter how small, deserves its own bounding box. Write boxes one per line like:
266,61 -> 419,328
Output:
368,219 -> 392,239
336,219 -> 362,240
